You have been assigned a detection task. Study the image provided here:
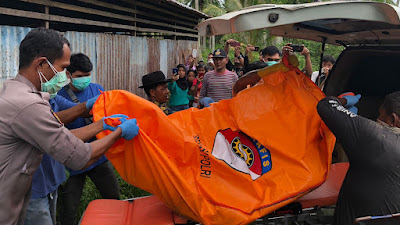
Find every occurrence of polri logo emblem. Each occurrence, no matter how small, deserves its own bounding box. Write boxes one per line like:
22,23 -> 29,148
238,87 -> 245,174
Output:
212,129 -> 272,180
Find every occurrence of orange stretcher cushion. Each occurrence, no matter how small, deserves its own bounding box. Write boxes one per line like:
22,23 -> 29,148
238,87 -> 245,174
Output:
297,162 -> 349,208
80,196 -> 188,225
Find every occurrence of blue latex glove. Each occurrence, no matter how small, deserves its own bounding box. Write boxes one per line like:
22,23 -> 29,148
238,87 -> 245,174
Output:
102,114 -> 129,131
347,106 -> 358,114
118,118 -> 139,140
86,95 -> 100,110
200,97 -> 215,108
343,94 -> 361,107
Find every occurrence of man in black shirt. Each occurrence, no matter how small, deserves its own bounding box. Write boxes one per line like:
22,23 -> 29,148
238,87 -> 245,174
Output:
317,91 -> 400,225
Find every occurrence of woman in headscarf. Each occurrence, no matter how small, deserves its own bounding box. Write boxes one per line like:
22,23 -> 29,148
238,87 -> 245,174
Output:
168,64 -> 190,112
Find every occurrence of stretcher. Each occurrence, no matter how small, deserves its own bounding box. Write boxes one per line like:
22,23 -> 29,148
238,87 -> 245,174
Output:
79,162 -> 349,225
79,195 -> 194,225
255,162 -> 349,225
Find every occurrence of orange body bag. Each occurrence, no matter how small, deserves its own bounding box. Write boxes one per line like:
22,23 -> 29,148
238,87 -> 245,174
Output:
93,67 -> 335,225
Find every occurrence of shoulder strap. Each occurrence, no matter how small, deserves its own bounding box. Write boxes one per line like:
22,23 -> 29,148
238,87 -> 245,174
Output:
65,86 -> 80,103
64,86 -> 93,125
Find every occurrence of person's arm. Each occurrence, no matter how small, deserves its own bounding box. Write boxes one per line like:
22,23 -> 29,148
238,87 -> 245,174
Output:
301,45 -> 312,77
69,120 -> 103,142
244,45 -> 254,72
11,102 -> 95,171
11,102 -> 137,171
54,95 -> 98,124
83,127 -> 122,169
245,44 -> 252,57
85,116 -> 138,169
84,114 -> 136,169
243,56 -> 250,72
168,76 -> 179,91
317,96 -> 377,159
190,56 -> 196,69
56,102 -> 88,124
224,39 -> 233,55
239,57 -> 245,68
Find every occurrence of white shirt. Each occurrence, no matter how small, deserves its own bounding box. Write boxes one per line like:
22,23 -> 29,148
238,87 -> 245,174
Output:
311,71 -> 320,83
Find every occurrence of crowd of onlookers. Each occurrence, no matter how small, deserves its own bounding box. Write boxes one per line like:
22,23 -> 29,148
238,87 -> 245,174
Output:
142,39 -> 337,115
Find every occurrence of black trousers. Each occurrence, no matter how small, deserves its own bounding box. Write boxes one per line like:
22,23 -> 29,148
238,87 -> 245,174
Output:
59,161 -> 120,225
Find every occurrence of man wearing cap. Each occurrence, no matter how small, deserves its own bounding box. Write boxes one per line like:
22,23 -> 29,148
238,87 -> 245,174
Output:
140,71 -> 172,115
200,49 -> 238,102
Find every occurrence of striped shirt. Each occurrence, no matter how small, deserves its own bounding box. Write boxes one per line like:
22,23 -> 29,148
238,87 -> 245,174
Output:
200,69 -> 238,102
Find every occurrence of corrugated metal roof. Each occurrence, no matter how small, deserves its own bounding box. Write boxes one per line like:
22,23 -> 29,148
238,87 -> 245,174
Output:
0,26 -> 198,98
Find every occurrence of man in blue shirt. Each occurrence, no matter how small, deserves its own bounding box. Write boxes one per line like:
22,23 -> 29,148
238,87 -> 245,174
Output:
58,53 -> 120,225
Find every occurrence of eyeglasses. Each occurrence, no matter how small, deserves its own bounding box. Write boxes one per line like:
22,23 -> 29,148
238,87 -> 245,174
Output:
267,58 -> 280,62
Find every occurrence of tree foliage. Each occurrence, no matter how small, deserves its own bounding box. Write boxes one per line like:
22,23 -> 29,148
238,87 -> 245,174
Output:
202,3 -> 226,16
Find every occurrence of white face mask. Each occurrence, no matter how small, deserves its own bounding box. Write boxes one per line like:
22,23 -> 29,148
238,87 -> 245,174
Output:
38,59 -> 69,99
377,119 -> 400,134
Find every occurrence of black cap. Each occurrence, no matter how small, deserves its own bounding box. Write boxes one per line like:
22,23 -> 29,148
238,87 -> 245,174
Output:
212,49 -> 228,58
139,71 -> 172,88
